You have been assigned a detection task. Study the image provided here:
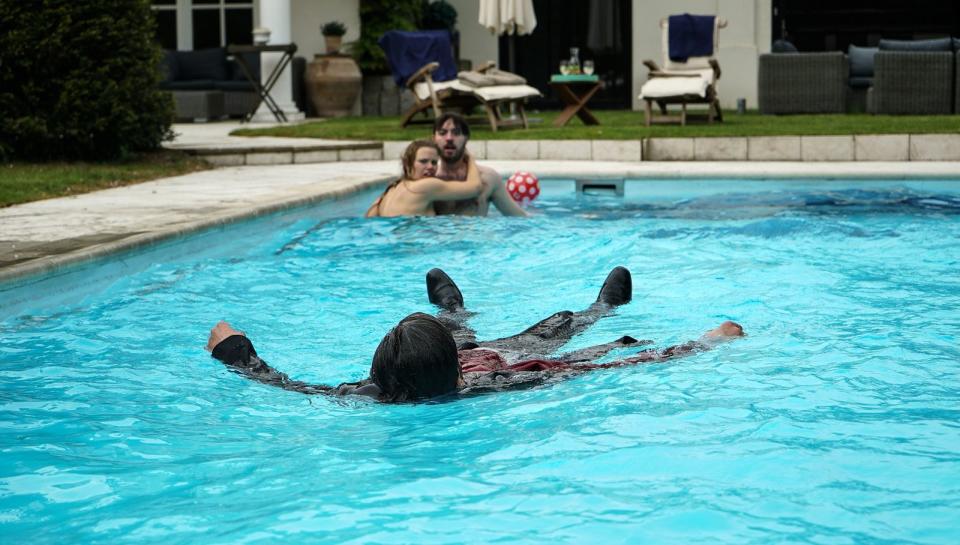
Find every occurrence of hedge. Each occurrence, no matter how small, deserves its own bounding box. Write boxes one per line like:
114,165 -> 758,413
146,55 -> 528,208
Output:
0,0 -> 173,161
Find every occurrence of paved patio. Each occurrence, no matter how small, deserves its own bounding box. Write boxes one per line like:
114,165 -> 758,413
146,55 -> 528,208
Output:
2,121 -> 960,287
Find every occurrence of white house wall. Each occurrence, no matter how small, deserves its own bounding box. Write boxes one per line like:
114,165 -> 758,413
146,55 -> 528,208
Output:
632,0 -> 770,111
284,0 -> 771,114
447,0 -> 499,70
290,0 -> 361,60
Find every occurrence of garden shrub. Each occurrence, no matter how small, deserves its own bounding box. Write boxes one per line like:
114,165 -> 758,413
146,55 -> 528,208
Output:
0,0 -> 173,161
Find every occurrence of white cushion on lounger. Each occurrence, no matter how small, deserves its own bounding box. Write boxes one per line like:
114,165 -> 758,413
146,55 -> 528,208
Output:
413,80 -> 541,102
655,68 -> 716,84
639,76 -> 710,99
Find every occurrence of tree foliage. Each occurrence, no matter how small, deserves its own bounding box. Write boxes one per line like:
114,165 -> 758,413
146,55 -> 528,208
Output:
0,0 -> 173,161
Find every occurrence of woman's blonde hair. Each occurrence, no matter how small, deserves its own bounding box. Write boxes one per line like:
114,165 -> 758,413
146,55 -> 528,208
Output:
400,139 -> 440,180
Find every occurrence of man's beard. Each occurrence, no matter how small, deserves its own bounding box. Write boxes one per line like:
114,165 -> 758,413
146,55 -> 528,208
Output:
441,144 -> 466,164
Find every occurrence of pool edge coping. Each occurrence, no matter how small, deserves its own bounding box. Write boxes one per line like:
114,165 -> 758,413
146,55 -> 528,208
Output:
4,160 -> 960,287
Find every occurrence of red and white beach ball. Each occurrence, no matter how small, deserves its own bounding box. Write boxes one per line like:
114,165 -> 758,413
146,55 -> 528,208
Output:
506,171 -> 540,205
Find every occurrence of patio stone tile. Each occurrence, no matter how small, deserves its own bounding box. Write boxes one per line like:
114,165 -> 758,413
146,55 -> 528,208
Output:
801,136 -> 854,161
486,140 -> 539,160
203,154 -> 245,167
245,152 -> 293,165
695,137 -> 748,160
748,136 -> 801,160
645,138 -> 694,161
910,134 -> 960,161
591,140 -> 642,161
855,135 -> 909,161
339,148 -> 383,161
382,141 -> 408,162
467,140 -> 487,160
539,140 -> 592,160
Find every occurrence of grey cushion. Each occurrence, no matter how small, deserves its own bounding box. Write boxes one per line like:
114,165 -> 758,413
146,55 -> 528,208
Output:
848,45 -> 878,77
177,47 -> 229,81
878,38 -> 952,52
772,39 -> 799,53
160,50 -> 179,82
160,79 -> 218,91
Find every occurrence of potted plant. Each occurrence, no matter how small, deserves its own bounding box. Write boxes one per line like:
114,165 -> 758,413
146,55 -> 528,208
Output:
321,21 -> 347,54
307,21 -> 361,117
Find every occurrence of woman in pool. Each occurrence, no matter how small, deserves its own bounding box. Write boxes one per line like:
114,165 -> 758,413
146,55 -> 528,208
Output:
205,268 -> 745,402
365,140 -> 485,217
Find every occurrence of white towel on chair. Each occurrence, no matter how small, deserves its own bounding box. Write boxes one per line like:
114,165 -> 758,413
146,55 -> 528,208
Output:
639,76 -> 710,99
414,80 -> 541,102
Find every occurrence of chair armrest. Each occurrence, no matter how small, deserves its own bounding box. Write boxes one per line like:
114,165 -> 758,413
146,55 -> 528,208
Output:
405,62 -> 440,89
476,60 -> 496,73
709,59 -> 721,80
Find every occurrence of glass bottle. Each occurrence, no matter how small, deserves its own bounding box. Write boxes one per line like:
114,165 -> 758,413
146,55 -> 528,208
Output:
568,47 -> 581,75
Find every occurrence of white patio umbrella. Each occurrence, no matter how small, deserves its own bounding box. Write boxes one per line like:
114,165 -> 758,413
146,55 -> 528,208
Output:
480,0 -> 537,35
478,0 -> 537,71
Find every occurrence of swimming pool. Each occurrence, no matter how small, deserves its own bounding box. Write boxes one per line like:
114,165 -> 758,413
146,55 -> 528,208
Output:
2,179 -> 959,544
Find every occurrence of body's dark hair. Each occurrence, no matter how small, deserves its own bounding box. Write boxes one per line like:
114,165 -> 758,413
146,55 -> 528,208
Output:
370,313 -> 461,402
433,112 -> 471,139
365,140 -> 440,217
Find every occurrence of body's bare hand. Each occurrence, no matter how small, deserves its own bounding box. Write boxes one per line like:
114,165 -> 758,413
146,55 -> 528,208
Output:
206,321 -> 244,351
702,321 -> 744,340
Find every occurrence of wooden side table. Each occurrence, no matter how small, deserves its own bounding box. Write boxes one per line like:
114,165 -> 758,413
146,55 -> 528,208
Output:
549,75 -> 602,127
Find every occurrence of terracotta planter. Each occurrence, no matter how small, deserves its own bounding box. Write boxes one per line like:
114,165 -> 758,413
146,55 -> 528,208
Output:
323,35 -> 342,54
305,54 -> 362,117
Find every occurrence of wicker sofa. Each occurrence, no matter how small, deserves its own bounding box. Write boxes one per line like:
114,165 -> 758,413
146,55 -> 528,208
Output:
758,52 -> 848,114
159,47 -> 260,121
759,38 -> 960,115
867,38 -> 956,114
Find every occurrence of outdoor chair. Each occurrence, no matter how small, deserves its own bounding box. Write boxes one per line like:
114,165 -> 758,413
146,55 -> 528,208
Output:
758,52 -> 848,114
867,38 -> 955,115
639,15 -> 726,126
379,30 -> 541,131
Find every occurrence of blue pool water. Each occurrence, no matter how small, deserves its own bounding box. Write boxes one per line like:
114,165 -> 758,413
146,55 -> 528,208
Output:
2,180 -> 959,544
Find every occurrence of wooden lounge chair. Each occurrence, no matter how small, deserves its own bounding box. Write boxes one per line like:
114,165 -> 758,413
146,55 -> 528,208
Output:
639,16 -> 727,126
379,30 -> 541,132
400,60 -> 541,131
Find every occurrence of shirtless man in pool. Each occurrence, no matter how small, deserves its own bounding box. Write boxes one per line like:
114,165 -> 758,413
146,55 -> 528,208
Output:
430,113 -> 528,217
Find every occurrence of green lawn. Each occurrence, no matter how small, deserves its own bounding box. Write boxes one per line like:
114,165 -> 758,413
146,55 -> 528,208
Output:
232,110 -> 960,141
1,150 -> 210,208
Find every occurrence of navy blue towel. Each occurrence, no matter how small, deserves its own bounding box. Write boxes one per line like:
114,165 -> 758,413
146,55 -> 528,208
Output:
667,14 -> 715,62
378,30 -> 458,86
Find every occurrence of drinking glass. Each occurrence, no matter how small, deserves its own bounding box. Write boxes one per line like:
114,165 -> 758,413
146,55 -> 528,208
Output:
559,60 -> 569,75
583,60 -> 595,75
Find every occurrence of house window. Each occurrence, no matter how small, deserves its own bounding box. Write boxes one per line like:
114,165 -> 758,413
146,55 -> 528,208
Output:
152,0 -> 254,50
193,0 -> 254,49
151,0 -> 178,50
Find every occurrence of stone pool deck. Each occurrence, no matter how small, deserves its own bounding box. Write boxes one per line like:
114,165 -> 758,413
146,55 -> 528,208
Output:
2,121 -> 960,287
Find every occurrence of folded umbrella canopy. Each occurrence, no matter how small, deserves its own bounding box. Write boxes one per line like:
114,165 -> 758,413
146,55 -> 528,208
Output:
479,0 -> 537,35
479,0 -> 537,74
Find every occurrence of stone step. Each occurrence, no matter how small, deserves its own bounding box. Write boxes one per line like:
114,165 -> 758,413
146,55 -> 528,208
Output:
183,142 -> 383,166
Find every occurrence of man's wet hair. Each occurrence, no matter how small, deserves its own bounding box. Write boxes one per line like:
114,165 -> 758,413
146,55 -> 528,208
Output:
433,112 -> 471,139
370,313 -> 461,402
